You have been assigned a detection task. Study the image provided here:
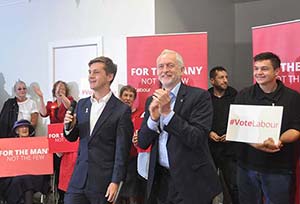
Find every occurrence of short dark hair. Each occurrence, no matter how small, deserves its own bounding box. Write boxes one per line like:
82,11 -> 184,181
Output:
119,85 -> 137,99
52,80 -> 69,97
254,52 -> 281,69
88,56 -> 117,84
209,66 -> 227,79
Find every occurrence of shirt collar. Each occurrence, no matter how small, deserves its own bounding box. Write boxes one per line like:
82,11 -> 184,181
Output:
170,82 -> 181,98
90,91 -> 112,104
254,80 -> 283,101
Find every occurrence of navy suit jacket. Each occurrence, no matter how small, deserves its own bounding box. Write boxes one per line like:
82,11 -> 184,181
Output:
64,94 -> 133,193
138,84 -> 222,204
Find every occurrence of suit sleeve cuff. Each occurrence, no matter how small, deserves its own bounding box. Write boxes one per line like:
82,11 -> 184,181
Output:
147,117 -> 159,133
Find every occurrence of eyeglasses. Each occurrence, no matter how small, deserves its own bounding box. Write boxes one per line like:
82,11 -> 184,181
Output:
17,87 -> 27,91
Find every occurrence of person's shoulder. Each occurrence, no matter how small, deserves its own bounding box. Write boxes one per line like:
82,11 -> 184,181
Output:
111,94 -> 130,109
3,97 -> 17,107
282,84 -> 299,96
281,85 -> 300,103
237,85 -> 255,95
234,85 -> 255,103
77,96 -> 91,106
6,97 -> 16,103
184,84 -> 207,93
182,85 -> 211,101
227,86 -> 238,95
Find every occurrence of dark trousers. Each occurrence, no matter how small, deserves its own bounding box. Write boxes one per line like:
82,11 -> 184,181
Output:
153,165 -> 184,204
237,165 -> 295,204
218,158 -> 239,204
64,191 -> 108,204
211,153 -> 239,204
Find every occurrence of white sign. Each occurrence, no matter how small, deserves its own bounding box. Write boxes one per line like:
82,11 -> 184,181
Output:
226,104 -> 283,144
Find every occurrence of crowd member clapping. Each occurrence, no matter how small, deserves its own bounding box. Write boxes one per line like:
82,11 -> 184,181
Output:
34,80 -> 72,123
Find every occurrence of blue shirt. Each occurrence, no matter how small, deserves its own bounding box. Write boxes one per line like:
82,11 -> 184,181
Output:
147,82 -> 181,168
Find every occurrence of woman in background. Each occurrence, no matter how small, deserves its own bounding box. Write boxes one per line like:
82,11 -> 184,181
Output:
0,80 -> 38,138
118,85 -> 145,204
2,119 -> 48,204
34,80 -> 76,204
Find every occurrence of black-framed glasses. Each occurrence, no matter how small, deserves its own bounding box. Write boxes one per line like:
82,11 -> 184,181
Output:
17,87 -> 27,91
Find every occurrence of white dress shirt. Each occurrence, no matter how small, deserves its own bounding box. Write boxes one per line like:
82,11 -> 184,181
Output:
89,91 -> 112,135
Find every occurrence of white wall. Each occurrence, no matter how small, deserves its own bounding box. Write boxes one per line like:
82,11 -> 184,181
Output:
0,0 -> 155,134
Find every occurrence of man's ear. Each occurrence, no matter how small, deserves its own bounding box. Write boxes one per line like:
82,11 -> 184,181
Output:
180,66 -> 185,72
275,67 -> 280,76
108,73 -> 114,83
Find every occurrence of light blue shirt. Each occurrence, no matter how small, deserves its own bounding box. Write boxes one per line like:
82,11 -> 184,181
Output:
147,82 -> 181,168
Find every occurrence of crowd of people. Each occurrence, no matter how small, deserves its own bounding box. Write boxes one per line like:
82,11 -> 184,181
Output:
0,50 -> 299,204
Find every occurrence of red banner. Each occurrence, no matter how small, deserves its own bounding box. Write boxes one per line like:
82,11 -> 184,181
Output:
252,20 -> 300,204
48,123 -> 79,153
127,33 -> 208,112
252,20 -> 300,90
0,137 -> 53,177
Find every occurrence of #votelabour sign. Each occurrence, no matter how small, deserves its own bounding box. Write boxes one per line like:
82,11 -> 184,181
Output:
226,104 -> 283,144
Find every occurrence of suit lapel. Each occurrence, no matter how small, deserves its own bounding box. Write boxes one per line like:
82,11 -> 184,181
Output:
90,94 -> 117,138
174,83 -> 187,113
83,98 -> 92,136
166,84 -> 186,146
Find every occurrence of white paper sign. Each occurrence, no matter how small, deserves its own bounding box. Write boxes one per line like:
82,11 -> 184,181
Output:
226,104 -> 283,144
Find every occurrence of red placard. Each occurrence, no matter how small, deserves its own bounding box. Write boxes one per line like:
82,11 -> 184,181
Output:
0,137 -> 53,177
127,33 -> 208,112
48,123 -> 79,153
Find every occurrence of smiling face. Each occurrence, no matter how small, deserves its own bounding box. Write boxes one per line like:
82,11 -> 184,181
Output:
16,126 -> 30,137
15,82 -> 27,100
120,90 -> 136,108
88,62 -> 113,92
157,53 -> 184,90
55,82 -> 67,98
253,59 -> 279,87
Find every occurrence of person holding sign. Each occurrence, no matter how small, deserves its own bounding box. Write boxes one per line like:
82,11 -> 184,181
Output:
138,49 -> 221,204
1,119 -> 48,204
33,80 -> 75,204
234,52 -> 300,204
63,56 -> 133,204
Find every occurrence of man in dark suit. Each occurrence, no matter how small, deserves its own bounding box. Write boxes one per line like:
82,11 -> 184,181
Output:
138,49 -> 222,204
63,56 -> 133,204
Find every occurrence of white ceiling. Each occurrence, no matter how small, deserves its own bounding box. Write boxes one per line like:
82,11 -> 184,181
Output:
0,0 -> 27,7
